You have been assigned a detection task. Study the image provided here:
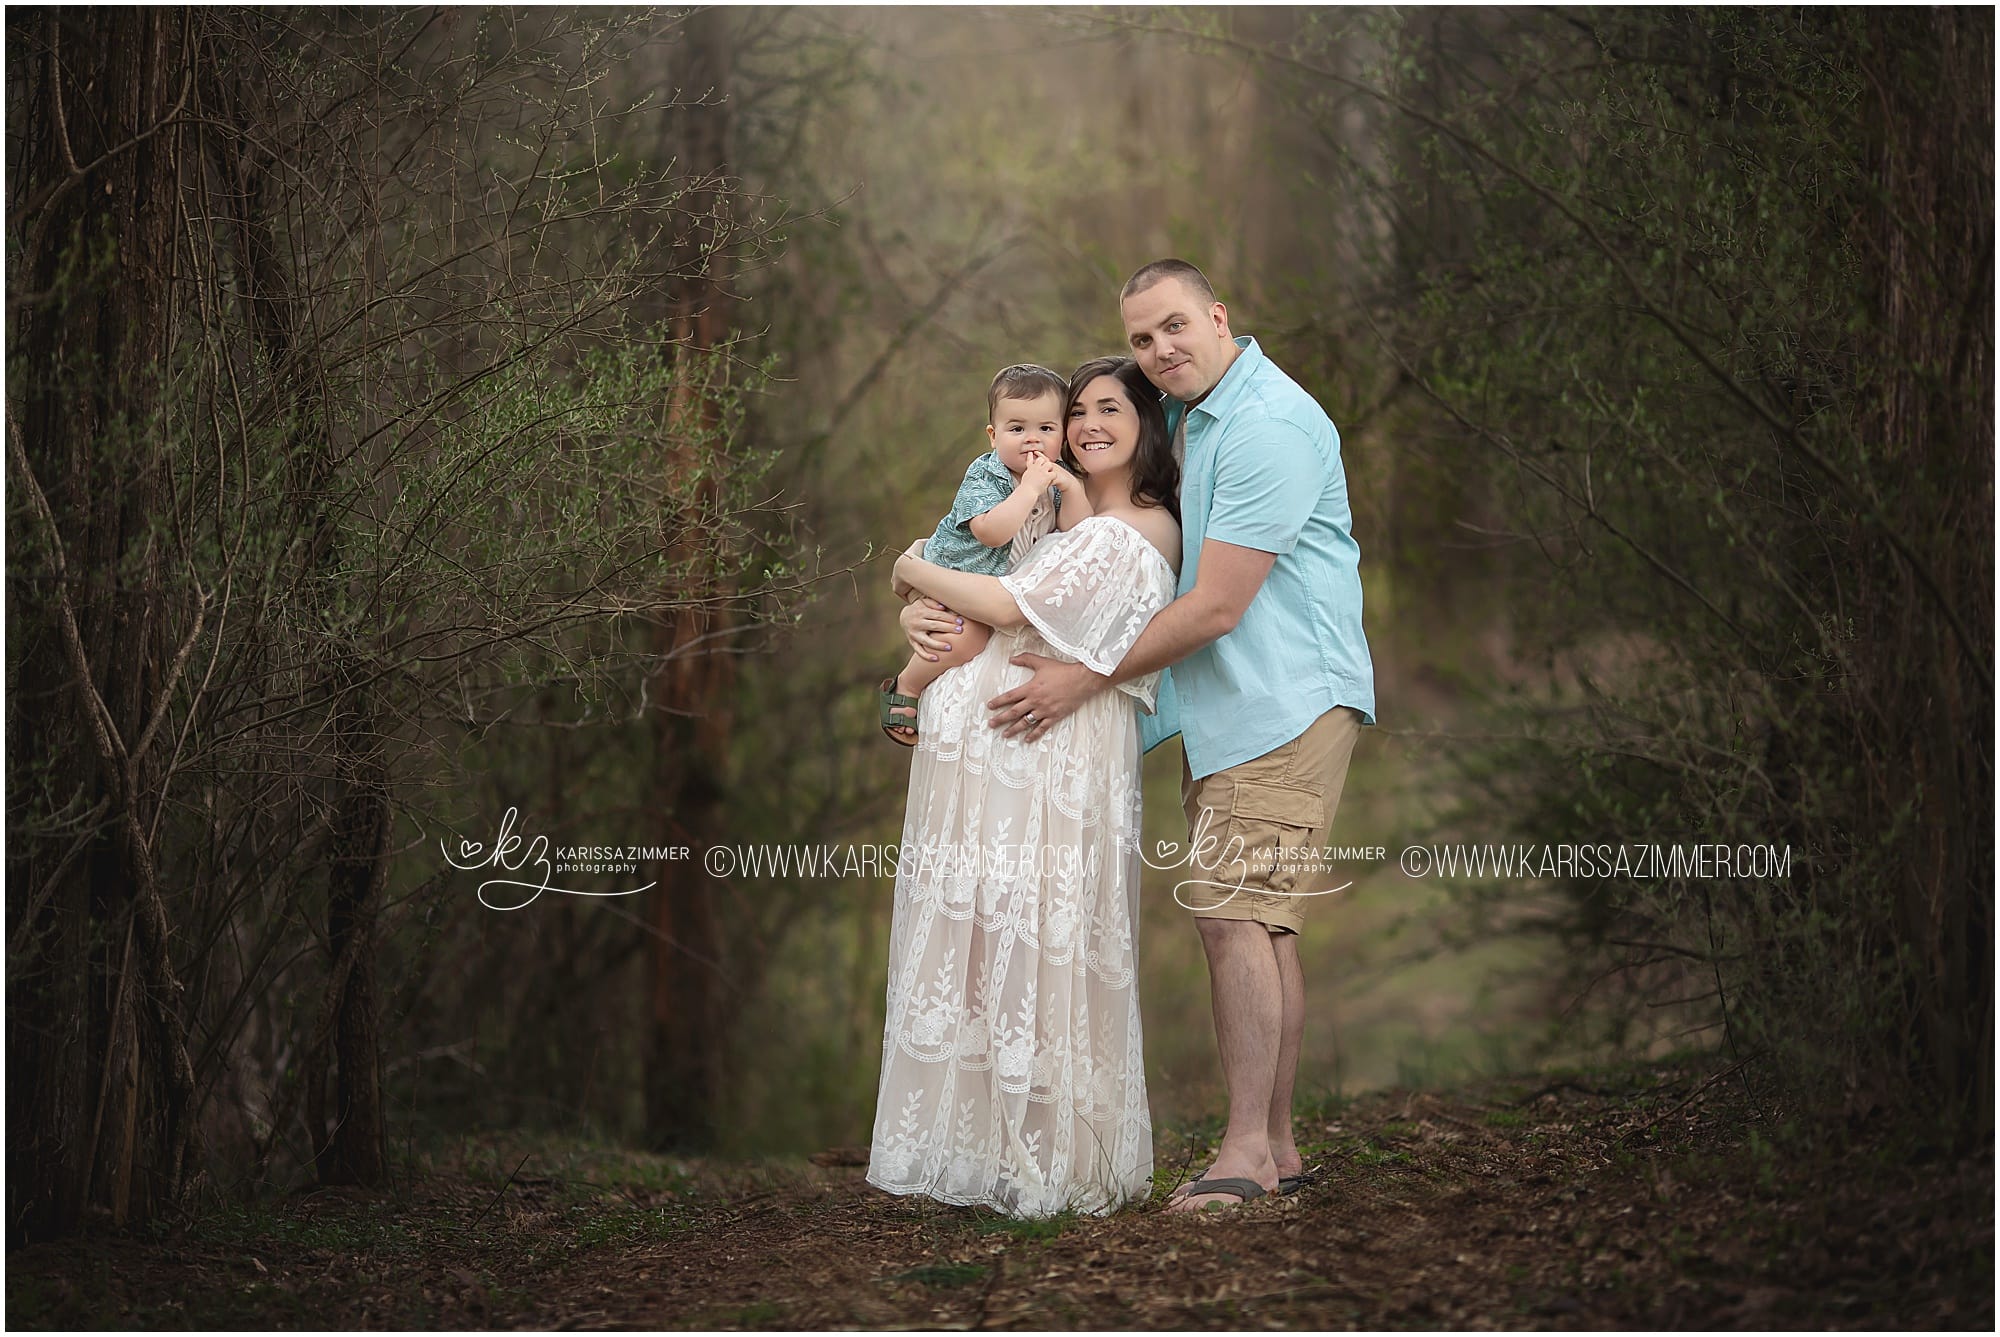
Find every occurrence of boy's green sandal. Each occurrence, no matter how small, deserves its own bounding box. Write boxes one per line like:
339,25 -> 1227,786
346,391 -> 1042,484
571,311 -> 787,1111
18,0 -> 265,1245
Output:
879,677 -> 920,746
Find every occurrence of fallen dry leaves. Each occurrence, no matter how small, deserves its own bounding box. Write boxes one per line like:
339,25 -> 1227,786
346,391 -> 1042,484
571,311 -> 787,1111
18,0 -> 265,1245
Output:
7,1058 -> 1990,1329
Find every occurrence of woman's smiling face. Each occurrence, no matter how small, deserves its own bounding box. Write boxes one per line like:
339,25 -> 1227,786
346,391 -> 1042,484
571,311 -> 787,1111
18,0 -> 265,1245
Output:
1066,374 -> 1139,479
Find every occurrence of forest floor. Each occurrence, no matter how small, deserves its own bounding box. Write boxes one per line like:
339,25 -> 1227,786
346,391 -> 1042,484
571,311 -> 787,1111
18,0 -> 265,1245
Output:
8,1054 -> 1989,1331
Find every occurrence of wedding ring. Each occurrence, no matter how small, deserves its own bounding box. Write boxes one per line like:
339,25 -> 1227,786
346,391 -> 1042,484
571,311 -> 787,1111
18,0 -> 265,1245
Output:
1025,712 -> 1038,724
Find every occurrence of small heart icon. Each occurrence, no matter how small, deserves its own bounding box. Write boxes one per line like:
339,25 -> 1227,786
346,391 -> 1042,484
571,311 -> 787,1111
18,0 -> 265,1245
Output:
459,840 -> 483,860
1154,841 -> 1182,862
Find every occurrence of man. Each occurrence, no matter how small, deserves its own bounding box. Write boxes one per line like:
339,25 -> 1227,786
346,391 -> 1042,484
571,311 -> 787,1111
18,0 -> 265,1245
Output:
986,259 -> 1376,1212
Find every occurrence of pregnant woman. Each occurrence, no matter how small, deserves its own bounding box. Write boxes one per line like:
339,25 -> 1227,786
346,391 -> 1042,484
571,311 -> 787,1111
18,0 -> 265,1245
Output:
867,357 -> 1181,1217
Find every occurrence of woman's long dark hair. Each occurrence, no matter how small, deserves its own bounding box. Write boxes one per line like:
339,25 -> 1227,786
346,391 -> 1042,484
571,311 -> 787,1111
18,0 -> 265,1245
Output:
1059,356 -> 1180,522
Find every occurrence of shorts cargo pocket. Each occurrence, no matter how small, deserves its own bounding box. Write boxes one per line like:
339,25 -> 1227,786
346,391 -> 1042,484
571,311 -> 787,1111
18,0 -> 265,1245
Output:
1227,780 -> 1327,898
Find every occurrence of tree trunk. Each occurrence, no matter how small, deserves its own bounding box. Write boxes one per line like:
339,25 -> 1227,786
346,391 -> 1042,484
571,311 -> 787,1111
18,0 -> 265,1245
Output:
1860,7 -> 1994,1142
645,7 -> 739,1151
6,7 -> 194,1242
317,664 -> 391,1184
197,26 -> 390,1186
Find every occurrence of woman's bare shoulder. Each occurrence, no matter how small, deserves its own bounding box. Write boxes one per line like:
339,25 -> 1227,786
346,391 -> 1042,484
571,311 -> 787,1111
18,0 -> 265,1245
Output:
1110,505 -> 1181,575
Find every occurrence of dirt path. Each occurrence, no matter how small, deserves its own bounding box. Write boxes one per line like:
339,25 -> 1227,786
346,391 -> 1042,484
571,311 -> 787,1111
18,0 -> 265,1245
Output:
8,1059 -> 1989,1329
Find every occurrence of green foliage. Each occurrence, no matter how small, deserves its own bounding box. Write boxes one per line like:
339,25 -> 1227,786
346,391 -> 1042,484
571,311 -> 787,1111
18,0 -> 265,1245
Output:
1277,8 -> 1991,1135
6,7 -> 825,1204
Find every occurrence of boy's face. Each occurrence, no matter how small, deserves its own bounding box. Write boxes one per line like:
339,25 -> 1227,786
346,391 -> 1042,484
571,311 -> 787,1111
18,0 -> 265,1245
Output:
986,391 -> 1065,473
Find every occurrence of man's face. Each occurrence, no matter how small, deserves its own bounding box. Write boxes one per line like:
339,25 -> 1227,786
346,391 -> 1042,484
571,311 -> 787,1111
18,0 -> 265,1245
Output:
1121,277 -> 1235,403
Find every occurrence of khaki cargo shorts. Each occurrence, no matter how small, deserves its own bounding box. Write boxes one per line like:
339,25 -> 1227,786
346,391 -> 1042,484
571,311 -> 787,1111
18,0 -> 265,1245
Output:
1177,705 -> 1365,935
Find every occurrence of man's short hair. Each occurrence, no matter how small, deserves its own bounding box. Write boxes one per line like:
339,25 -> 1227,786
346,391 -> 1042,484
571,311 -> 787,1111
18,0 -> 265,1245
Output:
1120,258 -> 1218,307
986,363 -> 1069,421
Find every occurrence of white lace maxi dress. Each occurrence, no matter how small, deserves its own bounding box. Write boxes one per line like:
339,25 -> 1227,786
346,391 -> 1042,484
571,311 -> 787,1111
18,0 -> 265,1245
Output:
867,515 -> 1176,1217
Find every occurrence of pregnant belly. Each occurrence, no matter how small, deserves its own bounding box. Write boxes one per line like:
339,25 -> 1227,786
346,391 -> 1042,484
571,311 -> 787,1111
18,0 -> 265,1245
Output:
917,627 -> 1136,791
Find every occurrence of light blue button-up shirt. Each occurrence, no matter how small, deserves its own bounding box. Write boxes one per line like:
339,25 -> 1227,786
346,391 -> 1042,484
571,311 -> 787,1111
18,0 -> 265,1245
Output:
1138,336 -> 1376,778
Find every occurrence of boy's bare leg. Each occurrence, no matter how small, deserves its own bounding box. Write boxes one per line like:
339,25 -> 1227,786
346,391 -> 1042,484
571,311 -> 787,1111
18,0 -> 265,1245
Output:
886,619 -> 991,738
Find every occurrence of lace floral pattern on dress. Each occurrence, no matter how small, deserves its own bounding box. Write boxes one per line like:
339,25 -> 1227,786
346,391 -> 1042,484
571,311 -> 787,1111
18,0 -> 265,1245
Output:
867,514 -> 1175,1217
999,517 -> 1174,711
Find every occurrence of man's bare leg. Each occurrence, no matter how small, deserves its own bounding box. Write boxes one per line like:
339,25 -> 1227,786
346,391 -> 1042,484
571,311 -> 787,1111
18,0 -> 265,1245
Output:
1167,916 -> 1283,1211
1269,930 -> 1306,1180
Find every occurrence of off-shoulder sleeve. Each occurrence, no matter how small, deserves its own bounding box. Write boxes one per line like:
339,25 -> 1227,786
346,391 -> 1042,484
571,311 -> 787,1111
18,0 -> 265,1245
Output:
998,516 -> 1176,710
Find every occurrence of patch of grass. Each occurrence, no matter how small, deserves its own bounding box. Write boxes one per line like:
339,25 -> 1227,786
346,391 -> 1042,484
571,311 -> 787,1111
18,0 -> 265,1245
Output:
1295,1089 -> 1359,1124
190,1278 -> 325,1329
5,1273 -> 67,1328
192,1200 -> 421,1257
573,1204 -> 700,1248
431,1128 -> 701,1201
969,1211 -> 1074,1242
1044,1292 -> 1086,1324
1743,1129 -> 1782,1195
684,1298 -> 788,1328
1483,1107 -> 1527,1128
891,1262 -> 988,1289
1167,1108 -> 1230,1144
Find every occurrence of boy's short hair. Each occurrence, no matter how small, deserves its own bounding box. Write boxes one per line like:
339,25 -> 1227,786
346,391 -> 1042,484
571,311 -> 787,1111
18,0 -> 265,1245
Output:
1120,258 -> 1217,307
986,363 -> 1069,421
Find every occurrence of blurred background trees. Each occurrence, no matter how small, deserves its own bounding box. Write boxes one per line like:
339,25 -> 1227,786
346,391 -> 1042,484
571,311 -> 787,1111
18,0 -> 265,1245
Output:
6,6 -> 1988,1242
1265,6 -> 1993,1142
7,7 -> 814,1238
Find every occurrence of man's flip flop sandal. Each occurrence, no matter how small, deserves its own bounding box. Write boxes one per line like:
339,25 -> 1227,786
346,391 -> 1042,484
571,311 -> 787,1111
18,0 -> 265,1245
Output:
1277,1173 -> 1312,1196
879,677 -> 920,746
1165,1176 -> 1267,1209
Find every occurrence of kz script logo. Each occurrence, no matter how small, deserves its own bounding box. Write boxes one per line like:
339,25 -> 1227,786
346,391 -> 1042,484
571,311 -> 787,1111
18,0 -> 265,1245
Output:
442,806 -> 660,910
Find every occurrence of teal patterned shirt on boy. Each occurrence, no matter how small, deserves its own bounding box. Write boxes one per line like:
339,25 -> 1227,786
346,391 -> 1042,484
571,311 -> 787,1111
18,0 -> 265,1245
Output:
1137,336 -> 1376,776
923,450 -> 1053,576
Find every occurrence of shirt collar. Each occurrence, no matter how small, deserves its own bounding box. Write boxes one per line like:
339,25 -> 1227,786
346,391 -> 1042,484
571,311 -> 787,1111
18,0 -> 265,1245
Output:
1187,336 -> 1261,422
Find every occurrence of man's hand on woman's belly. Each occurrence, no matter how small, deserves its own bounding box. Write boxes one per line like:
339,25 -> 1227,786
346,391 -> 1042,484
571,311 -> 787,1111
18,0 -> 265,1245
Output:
987,654 -> 1105,742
